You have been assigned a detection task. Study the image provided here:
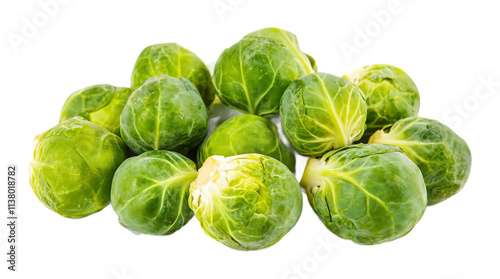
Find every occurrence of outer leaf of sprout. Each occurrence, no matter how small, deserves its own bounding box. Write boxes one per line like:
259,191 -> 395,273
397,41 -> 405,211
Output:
301,144 -> 427,245
345,64 -> 420,142
213,28 -> 315,116
120,75 -> 208,155
59,84 -> 132,135
131,43 -> 215,107
189,154 -> 302,250
244,27 -> 316,74
369,117 -> 472,205
111,150 -> 196,235
280,73 -> 367,156
29,117 -> 127,218
197,114 -> 295,171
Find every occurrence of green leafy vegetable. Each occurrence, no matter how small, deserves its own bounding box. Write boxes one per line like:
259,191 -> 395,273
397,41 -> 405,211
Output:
369,117 -> 472,205
345,64 -> 419,142
131,43 -> 215,106
301,144 -> 427,245
280,73 -> 367,156
59,84 -> 131,135
197,114 -> 295,171
189,154 -> 302,250
120,75 -> 208,155
29,117 -> 127,218
213,28 -> 315,116
111,150 -> 196,235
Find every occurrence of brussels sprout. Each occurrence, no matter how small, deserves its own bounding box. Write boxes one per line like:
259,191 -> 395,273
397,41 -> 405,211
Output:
197,114 -> 295,171
120,75 -> 208,155
213,28 -> 315,116
369,117 -> 472,205
111,150 -> 196,235
29,117 -> 128,218
189,154 -> 302,250
245,27 -> 317,71
59,85 -> 131,135
301,144 -> 427,245
131,43 -> 215,107
280,73 -> 367,156
345,64 -> 420,142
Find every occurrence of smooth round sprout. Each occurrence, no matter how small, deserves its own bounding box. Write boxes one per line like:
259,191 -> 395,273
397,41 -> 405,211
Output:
197,114 -> 295,171
59,84 -> 132,135
29,117 -> 127,218
280,73 -> 367,156
345,64 -> 420,142
120,75 -> 208,155
189,154 -> 302,250
213,28 -> 315,116
301,144 -> 427,245
111,150 -> 196,235
369,117 -> 472,205
131,43 -> 215,107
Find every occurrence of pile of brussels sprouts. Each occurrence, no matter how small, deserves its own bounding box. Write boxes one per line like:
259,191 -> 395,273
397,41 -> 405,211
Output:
29,27 -> 472,250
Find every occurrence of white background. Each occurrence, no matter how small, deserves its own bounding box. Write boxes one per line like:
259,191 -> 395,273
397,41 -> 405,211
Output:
1,0 -> 499,278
